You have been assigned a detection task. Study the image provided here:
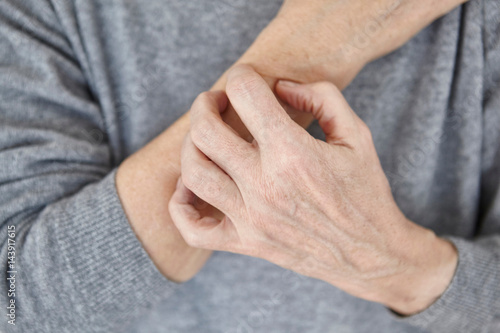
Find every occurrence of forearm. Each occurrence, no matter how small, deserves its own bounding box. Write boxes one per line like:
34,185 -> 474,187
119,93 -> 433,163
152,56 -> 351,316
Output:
362,0 -> 470,62
235,0 -> 469,86
116,0 -> 470,283
116,64 -> 337,282
396,236 -> 500,332
116,60 -> 336,283
0,172 -> 172,332
116,115 -> 203,283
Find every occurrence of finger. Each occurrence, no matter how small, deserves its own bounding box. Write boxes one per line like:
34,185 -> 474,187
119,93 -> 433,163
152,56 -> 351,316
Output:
225,64 -> 293,145
181,134 -> 242,216
190,90 -> 255,177
168,178 -> 239,251
275,80 -> 359,145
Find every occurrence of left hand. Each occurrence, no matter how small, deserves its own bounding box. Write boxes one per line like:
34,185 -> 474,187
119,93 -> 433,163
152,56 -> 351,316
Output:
169,65 -> 457,315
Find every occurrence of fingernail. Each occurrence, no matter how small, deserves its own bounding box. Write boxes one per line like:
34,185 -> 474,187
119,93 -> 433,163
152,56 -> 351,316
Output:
278,80 -> 300,87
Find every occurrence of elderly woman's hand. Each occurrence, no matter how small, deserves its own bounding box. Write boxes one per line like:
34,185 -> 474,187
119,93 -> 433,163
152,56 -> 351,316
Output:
169,66 -> 458,315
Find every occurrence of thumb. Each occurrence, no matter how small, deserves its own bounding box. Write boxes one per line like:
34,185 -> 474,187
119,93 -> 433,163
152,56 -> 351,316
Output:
276,80 -> 358,145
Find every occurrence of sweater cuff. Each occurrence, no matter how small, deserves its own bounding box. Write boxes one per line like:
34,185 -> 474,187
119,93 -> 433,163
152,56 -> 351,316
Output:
390,236 -> 500,332
55,169 -> 177,327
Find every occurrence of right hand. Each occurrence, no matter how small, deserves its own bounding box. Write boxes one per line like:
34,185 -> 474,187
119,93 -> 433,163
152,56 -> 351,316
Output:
117,0 -> 468,283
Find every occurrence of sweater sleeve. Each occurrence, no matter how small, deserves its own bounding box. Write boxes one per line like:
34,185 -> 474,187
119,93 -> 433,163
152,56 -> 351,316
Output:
392,2 -> 500,331
0,1 -> 175,332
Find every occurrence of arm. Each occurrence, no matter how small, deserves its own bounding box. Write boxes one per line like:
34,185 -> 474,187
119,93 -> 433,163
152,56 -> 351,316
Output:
170,3 -> 500,331
0,0 -> 469,332
169,66 -> 459,318
0,2 -> 172,331
0,2 -> 354,332
394,2 -> 500,329
169,64 -> 498,333
118,0 -> 470,282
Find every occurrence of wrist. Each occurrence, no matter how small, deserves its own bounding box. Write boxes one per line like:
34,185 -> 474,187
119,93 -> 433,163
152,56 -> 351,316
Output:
377,223 -> 458,315
116,118 -> 212,283
236,17 -> 367,90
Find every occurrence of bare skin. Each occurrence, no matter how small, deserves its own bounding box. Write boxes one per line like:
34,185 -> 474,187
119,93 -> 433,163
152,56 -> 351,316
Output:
169,65 -> 458,316
116,0 -> 466,312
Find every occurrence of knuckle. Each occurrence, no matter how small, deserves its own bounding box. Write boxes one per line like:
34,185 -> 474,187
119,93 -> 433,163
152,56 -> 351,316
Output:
182,166 -> 205,191
192,91 -> 215,110
204,180 -> 224,201
226,71 -> 261,97
183,166 -> 229,205
191,119 -> 215,146
276,140 -> 308,169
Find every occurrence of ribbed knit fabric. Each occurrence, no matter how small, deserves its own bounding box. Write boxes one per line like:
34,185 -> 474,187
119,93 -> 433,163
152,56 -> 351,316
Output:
0,0 -> 499,332
393,237 -> 500,331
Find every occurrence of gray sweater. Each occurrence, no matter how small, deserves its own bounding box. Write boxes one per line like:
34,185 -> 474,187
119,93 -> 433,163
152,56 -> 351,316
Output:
0,0 -> 499,332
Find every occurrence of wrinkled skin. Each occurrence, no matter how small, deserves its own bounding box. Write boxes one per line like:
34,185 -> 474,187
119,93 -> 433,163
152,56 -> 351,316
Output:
117,0 -> 465,284
169,65 -> 458,315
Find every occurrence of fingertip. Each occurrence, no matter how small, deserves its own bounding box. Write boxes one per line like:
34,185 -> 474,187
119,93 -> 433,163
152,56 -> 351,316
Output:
275,80 -> 306,111
276,79 -> 300,88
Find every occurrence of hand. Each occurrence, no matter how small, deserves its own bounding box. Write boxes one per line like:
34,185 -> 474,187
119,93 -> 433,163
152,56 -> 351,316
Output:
117,0 -> 466,284
169,65 -> 458,315
215,0 -> 469,142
